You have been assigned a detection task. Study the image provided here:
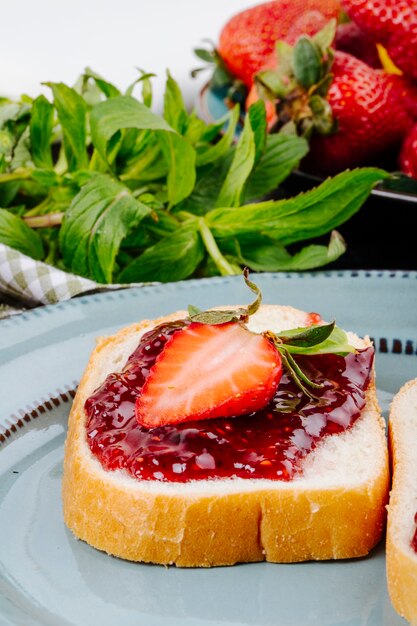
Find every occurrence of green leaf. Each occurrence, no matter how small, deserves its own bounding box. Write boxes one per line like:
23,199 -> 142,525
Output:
90,96 -> 196,206
294,37 -> 322,88
90,95 -> 172,161
215,113 -> 256,208
163,72 -> 188,133
187,303 -> 202,316
312,19 -> 337,51
176,160 -> 229,215
118,223 -> 204,283
158,133 -> 196,207
207,168 -> 389,244
83,68 -> 121,99
247,99 -> 267,164
220,229 -> 345,272
275,40 -> 294,77
124,70 -> 155,107
278,321 -> 335,347
273,230 -> 346,270
30,95 -> 54,169
11,128 -> 32,170
194,48 -> 215,63
188,267 -> 262,324
283,325 -> 356,355
47,82 -> 89,171
59,173 -> 151,282
0,208 -> 44,259
244,133 -> 309,202
195,106 -> 239,167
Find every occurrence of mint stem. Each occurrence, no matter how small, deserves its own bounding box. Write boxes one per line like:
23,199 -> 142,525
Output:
23,212 -> 64,228
198,217 -> 239,276
0,168 -> 32,183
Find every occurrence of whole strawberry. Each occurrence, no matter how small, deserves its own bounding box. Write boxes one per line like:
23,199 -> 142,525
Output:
342,0 -> 417,81
305,52 -> 417,174
399,123 -> 417,179
218,0 -> 341,87
249,20 -> 417,175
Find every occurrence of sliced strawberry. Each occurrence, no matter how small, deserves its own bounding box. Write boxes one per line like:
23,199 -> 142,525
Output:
135,322 -> 282,428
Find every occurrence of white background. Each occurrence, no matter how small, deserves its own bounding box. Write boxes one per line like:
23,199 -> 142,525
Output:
1,0 -> 255,111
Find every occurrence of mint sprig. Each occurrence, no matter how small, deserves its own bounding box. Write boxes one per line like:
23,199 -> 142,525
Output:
188,267 -> 261,324
188,270 -> 356,398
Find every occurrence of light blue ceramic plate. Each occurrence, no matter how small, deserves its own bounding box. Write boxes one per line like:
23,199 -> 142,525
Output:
1,271 -> 416,626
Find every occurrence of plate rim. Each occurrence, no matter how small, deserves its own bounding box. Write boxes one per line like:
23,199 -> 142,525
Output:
1,268 -> 417,330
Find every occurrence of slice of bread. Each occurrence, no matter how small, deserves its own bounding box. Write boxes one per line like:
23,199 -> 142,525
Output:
62,304 -> 389,567
386,378 -> 417,624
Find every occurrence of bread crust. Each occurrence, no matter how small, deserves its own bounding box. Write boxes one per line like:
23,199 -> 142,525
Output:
386,378 -> 417,623
62,306 -> 389,567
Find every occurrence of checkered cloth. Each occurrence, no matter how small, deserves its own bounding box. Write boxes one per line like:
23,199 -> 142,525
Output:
0,243 -> 150,318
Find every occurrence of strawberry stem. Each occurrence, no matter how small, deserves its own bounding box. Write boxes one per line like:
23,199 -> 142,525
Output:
277,348 -> 321,400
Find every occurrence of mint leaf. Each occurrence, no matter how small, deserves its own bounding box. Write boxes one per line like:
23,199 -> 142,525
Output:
247,100 -> 267,164
90,95 -> 196,206
244,133 -> 309,202
195,106 -> 239,167
60,174 -> 151,283
270,230 -> 346,270
46,83 -> 89,171
118,223 -> 204,283
278,321 -> 335,347
283,325 -> 356,355
208,168 -> 388,243
163,72 -> 188,133
0,208 -> 44,259
215,113 -> 256,208
30,95 -> 54,169
83,68 -> 121,99
90,95 -> 172,160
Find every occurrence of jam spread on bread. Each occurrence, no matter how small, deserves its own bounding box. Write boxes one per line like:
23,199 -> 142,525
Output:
85,320 -> 374,482
412,514 -> 417,552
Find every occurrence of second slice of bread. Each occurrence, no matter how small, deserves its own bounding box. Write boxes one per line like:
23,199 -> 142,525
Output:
62,305 -> 389,567
386,378 -> 417,624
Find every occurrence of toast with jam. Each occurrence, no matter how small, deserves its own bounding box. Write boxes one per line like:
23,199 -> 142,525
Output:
62,281 -> 389,567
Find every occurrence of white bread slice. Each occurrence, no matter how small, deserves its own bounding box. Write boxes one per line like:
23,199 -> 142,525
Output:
62,304 -> 389,567
386,378 -> 417,624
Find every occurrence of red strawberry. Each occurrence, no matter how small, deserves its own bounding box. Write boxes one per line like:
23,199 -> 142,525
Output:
249,21 -> 417,176
304,51 -> 417,174
135,322 -> 282,428
342,0 -> 417,81
335,21 -> 381,68
399,123 -> 417,179
218,0 -> 341,87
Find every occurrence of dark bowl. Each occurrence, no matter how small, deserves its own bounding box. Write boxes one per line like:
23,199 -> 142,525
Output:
282,170 -> 417,271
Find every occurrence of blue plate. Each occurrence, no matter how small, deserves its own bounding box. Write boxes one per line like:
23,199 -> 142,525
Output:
1,271 -> 416,626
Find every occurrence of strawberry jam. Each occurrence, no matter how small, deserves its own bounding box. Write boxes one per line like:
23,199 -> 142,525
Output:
85,320 -> 374,482
411,513 -> 417,552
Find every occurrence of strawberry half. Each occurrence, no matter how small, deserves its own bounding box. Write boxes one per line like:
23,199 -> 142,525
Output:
135,321 -> 282,428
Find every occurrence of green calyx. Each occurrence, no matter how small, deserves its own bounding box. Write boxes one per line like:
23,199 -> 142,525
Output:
188,270 -> 356,398
255,20 -> 338,139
